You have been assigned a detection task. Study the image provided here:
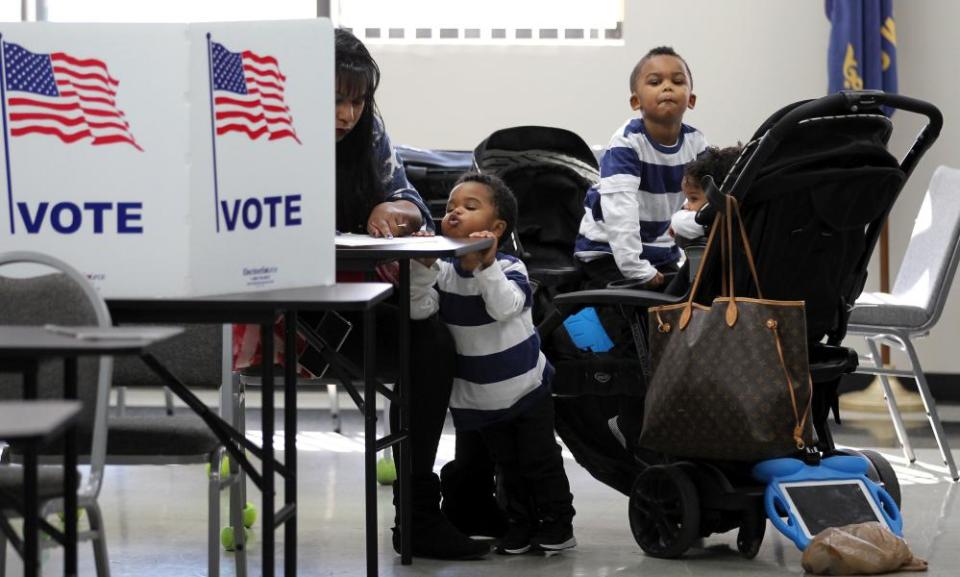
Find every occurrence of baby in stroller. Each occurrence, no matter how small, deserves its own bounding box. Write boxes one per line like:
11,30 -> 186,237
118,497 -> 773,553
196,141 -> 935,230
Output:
669,145 -> 743,248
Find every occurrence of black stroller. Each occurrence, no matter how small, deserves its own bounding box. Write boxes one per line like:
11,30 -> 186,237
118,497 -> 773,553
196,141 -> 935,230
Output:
537,91 -> 943,558
398,126 -> 597,313
473,126 -> 599,323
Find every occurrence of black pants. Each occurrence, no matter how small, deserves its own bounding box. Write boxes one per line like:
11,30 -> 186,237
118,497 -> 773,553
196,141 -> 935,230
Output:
478,393 -> 574,526
302,305 -> 456,516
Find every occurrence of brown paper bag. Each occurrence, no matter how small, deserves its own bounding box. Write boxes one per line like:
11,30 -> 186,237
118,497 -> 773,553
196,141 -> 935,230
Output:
801,522 -> 928,575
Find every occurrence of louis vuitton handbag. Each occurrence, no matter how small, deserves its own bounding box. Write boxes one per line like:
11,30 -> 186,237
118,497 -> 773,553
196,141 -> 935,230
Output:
638,195 -> 814,462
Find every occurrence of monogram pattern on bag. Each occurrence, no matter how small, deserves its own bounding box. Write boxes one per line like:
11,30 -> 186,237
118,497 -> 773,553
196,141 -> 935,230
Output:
640,300 -> 814,462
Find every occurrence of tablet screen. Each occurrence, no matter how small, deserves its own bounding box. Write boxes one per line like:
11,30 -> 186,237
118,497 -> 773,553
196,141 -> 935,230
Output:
781,480 -> 884,538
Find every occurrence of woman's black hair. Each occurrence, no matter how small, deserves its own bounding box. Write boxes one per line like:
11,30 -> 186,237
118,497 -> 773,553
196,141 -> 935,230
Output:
335,28 -> 383,233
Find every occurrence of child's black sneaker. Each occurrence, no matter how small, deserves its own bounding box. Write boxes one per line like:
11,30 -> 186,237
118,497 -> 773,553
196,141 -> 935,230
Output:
531,520 -> 576,552
496,523 -> 533,555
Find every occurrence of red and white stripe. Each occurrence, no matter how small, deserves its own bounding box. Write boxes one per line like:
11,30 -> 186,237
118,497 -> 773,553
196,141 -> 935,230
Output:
7,52 -> 142,151
214,50 -> 300,144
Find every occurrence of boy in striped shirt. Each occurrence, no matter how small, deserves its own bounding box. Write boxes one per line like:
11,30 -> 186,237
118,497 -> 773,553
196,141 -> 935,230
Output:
575,46 -> 708,289
410,172 -> 576,555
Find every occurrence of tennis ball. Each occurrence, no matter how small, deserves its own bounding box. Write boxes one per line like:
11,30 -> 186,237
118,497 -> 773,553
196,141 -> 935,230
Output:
56,509 -> 85,522
220,526 -> 253,551
243,502 -> 257,528
376,456 -> 397,485
206,457 -> 232,479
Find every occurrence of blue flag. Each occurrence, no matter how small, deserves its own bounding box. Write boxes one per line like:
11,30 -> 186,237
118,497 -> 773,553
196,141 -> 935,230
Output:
826,0 -> 897,113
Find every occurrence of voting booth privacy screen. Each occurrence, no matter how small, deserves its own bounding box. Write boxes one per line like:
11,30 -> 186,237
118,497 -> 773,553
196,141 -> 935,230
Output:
0,20 -> 335,297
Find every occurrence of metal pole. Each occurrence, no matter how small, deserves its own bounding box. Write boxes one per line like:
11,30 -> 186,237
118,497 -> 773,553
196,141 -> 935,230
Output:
880,221 -> 891,364
206,34 -> 222,233
0,33 -> 18,235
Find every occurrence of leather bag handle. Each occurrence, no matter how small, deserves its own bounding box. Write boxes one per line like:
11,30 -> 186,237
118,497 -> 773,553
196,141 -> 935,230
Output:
680,194 -> 763,329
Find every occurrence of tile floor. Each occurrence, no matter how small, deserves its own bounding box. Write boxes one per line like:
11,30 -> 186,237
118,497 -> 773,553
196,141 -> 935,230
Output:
4,393 -> 959,576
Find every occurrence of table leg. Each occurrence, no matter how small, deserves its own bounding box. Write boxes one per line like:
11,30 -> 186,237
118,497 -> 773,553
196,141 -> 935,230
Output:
23,440 -> 39,577
260,321 -> 275,577
364,308 -> 377,577
23,362 -> 37,399
284,311 -> 298,577
63,358 -> 78,577
399,260 -> 412,565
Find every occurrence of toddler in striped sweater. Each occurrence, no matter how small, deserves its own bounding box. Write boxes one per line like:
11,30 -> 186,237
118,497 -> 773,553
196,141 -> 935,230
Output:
410,172 -> 576,555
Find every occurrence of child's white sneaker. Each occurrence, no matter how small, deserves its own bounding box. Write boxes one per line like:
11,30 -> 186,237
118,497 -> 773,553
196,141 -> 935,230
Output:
608,415 -> 627,449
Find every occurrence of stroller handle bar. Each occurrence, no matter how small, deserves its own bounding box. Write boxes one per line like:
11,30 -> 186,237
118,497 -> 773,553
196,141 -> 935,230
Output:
700,91 -> 942,345
715,91 -> 942,210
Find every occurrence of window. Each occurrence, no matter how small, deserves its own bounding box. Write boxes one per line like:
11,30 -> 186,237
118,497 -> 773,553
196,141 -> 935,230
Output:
332,0 -> 623,44
41,0 -> 316,23
0,2 -> 23,22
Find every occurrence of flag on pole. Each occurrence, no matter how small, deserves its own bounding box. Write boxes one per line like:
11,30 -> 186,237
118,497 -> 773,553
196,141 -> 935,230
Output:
210,41 -> 300,144
826,0 -> 897,114
2,41 -> 142,150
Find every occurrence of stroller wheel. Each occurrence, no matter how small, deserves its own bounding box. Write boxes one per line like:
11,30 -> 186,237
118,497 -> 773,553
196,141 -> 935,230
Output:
859,449 -> 902,510
628,464 -> 700,558
835,448 -> 903,510
736,502 -> 766,559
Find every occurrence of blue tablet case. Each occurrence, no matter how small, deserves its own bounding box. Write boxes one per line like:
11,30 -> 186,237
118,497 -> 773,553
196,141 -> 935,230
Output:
563,306 -> 614,353
752,455 -> 902,550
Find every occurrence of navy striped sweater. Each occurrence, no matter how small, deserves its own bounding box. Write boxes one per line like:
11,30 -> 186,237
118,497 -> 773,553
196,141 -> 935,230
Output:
410,253 -> 553,431
575,117 -> 708,281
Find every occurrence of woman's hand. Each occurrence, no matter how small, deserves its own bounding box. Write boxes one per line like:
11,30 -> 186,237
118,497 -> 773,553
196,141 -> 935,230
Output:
459,231 -> 498,271
367,200 -> 424,238
411,230 -> 437,267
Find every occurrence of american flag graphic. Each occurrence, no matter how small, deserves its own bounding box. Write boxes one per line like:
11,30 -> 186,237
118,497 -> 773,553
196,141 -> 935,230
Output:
211,42 -> 300,144
2,41 -> 142,151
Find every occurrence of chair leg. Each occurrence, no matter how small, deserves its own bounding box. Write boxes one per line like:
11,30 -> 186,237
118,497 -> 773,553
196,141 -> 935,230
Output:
901,337 -> 959,481
0,522 -> 7,577
209,453 -> 221,577
866,337 -> 917,463
86,503 -> 111,577
328,383 -> 341,434
116,386 -> 126,417
229,377 -> 248,577
164,387 -> 176,416
229,468 -> 248,577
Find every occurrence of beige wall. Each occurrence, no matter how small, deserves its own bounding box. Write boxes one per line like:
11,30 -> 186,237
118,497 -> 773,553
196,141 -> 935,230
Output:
877,0 -> 960,372
370,0 -> 959,372
369,0 -> 830,150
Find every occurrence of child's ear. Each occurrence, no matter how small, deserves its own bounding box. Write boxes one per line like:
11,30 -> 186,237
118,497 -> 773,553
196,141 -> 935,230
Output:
492,218 -> 507,239
630,93 -> 641,111
687,92 -> 697,110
